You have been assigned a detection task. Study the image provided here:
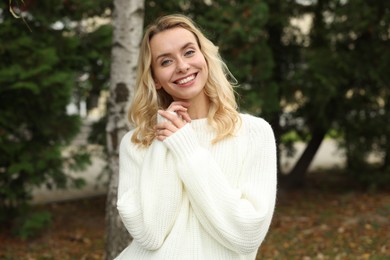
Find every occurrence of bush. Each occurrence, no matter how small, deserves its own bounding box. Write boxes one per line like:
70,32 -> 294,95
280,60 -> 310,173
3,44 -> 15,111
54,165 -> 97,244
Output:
13,210 -> 52,240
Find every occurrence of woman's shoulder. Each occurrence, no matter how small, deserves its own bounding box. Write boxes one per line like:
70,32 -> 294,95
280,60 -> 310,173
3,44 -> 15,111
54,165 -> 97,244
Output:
239,113 -> 273,134
119,129 -> 150,163
236,114 -> 275,146
119,129 -> 144,153
120,129 -> 135,145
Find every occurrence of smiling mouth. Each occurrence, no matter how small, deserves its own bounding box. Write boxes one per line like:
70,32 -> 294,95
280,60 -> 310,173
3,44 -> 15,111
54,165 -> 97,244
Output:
174,73 -> 197,85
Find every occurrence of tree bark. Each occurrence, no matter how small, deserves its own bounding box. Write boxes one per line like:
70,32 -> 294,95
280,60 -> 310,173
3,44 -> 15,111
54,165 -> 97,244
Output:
105,0 -> 144,259
264,1 -> 284,177
284,127 -> 327,188
383,96 -> 390,171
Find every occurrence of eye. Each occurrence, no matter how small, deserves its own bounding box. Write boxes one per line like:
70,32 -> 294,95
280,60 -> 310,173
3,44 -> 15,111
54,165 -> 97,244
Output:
161,59 -> 172,66
185,49 -> 195,56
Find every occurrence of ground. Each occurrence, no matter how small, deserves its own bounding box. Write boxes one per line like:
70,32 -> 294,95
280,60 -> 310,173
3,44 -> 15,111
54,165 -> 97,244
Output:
1,177 -> 389,260
0,197 -> 105,260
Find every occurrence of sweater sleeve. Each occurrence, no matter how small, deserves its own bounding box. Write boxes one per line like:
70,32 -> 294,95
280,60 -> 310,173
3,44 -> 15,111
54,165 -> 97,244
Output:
163,117 -> 277,254
117,131 -> 183,250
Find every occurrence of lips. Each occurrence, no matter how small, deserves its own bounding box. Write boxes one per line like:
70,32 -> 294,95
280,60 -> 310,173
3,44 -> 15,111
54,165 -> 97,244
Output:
174,73 -> 197,85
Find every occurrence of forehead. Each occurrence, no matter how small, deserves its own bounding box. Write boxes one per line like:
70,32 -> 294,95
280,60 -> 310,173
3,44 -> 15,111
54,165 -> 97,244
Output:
150,27 -> 198,58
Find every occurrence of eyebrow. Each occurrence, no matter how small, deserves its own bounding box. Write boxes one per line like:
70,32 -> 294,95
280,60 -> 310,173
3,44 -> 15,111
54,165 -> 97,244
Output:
155,42 -> 196,62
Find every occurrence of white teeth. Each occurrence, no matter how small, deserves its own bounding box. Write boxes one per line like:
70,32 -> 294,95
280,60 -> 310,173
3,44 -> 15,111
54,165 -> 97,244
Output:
176,74 -> 195,84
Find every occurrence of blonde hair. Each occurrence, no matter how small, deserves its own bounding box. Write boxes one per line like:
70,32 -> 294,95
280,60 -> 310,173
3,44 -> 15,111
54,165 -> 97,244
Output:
129,14 -> 241,146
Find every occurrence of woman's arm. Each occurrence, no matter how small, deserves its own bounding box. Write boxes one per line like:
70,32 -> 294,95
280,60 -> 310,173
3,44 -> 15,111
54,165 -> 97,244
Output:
163,116 -> 277,254
117,131 -> 182,250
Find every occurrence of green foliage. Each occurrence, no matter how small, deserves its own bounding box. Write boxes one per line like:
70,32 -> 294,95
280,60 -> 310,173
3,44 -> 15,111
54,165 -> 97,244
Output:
74,24 -> 112,111
88,115 -> 108,147
356,168 -> 390,191
0,0 -> 111,223
13,210 -> 52,239
290,0 -> 390,184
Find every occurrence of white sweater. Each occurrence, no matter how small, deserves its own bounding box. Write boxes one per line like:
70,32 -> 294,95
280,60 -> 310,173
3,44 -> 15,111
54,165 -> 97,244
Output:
115,114 -> 277,260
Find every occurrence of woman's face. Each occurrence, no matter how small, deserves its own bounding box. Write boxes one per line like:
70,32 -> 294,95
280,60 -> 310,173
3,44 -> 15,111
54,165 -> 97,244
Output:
150,27 -> 209,104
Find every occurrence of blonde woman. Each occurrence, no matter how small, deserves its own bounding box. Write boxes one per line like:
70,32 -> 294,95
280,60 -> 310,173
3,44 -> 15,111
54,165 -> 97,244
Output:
116,14 -> 277,260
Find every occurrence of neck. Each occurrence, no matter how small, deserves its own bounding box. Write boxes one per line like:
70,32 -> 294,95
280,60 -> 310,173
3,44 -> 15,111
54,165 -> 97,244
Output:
188,106 -> 208,119
187,96 -> 210,120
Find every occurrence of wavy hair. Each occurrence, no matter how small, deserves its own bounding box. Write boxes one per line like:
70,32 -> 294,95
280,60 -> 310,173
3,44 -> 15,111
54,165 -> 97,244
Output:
129,14 -> 241,146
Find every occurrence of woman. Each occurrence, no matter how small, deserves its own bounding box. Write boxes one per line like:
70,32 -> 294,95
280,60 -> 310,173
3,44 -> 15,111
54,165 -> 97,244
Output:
116,14 -> 277,260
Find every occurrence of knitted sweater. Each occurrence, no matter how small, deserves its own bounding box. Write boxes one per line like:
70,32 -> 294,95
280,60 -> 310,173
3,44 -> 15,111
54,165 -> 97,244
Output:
115,114 -> 277,260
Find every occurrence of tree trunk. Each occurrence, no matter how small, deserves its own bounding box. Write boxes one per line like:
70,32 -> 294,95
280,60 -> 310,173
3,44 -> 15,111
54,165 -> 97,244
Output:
105,0 -> 144,259
284,127 -> 327,188
269,112 -> 282,176
265,1 -> 284,177
383,96 -> 390,171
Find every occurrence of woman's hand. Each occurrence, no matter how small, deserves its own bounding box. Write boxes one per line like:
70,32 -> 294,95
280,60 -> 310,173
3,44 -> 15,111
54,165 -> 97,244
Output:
155,101 -> 191,141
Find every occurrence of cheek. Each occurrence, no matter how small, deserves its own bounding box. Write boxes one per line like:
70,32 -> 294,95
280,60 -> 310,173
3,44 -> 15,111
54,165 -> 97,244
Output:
153,70 -> 166,85
203,60 -> 209,73
200,58 -> 209,77
155,68 -> 173,82
199,56 -> 208,71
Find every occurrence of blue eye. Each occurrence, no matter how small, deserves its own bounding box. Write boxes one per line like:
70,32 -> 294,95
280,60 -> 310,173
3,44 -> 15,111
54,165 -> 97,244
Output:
185,50 -> 195,56
161,59 -> 172,66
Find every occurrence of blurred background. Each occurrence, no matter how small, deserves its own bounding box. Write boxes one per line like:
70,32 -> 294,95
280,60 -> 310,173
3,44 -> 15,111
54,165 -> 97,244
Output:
0,0 -> 389,259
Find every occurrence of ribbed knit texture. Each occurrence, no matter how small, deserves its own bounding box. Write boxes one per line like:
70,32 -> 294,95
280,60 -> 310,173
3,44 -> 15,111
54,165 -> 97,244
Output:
115,114 -> 277,260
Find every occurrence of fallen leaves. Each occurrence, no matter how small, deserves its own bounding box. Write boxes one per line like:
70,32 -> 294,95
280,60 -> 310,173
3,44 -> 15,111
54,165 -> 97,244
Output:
0,196 -> 106,260
257,189 -> 390,259
0,186 -> 388,259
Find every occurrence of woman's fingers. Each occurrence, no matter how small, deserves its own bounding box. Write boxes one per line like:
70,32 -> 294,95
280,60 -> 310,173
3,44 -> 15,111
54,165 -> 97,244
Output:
167,101 -> 190,113
155,101 -> 192,141
155,121 -> 179,141
166,101 -> 191,123
167,101 -> 191,110
158,110 -> 186,128
177,110 -> 192,123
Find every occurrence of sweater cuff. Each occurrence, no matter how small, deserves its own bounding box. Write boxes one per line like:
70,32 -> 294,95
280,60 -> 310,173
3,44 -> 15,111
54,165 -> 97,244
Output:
163,123 -> 200,161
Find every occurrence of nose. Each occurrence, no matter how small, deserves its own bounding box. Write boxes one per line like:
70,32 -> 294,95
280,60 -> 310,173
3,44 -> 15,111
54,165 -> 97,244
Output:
176,58 -> 190,73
